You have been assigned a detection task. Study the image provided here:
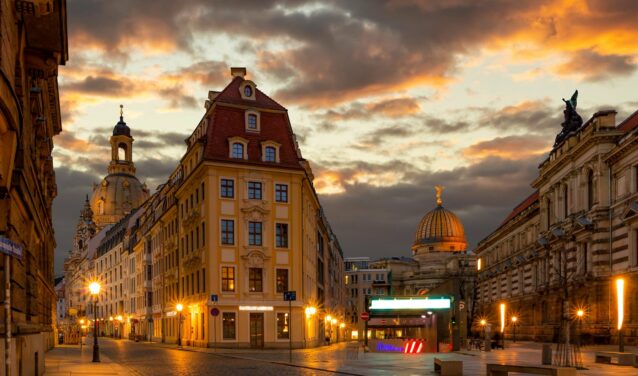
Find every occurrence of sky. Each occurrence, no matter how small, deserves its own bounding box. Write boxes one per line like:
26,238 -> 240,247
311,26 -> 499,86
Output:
53,0 -> 638,275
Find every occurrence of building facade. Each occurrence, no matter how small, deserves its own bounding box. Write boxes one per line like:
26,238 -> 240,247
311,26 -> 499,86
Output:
475,102 -> 638,346
61,67 -> 346,350
0,1 -> 67,375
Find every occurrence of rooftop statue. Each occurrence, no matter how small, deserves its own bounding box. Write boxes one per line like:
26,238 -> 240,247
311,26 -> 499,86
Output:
554,90 -> 583,147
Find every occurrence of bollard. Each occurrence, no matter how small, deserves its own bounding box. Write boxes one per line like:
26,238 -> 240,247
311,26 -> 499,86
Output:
542,344 -> 552,365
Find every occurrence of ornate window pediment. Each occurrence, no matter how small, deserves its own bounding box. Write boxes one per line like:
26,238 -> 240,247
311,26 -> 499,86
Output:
241,205 -> 270,222
241,249 -> 270,268
622,202 -> 638,221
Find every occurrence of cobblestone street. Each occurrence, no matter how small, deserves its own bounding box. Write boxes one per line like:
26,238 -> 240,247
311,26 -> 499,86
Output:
45,337 -> 638,375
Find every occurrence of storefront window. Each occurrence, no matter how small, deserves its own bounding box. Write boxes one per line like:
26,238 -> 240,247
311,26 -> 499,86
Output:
277,312 -> 289,339
223,312 -> 236,339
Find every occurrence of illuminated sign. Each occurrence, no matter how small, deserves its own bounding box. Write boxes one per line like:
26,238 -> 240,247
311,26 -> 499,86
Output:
369,298 -> 451,310
374,339 -> 424,354
376,342 -> 403,352
166,311 -> 176,317
238,306 -> 274,311
403,339 -> 424,354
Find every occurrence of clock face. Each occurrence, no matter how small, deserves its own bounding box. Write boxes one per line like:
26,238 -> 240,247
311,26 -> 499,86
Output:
244,85 -> 253,97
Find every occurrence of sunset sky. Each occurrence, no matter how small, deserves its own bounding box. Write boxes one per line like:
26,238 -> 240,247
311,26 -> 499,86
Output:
53,0 -> 638,274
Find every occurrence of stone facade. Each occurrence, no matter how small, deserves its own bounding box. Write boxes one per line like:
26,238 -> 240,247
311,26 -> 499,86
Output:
0,1 -> 67,375
475,108 -> 638,346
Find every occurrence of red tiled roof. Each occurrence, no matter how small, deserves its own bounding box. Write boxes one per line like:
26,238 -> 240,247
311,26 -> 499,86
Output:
214,76 -> 287,111
617,109 -> 638,132
498,190 -> 539,228
202,77 -> 303,170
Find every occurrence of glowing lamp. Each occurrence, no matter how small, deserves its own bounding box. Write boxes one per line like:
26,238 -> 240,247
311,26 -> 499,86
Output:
325,315 -> 332,322
511,316 -> 517,323
331,318 -> 337,325
576,309 -> 584,318
89,282 -> 101,295
500,303 -> 505,333
176,303 -> 183,312
117,315 -> 123,321
616,278 -> 624,330
339,322 -> 345,328
305,307 -> 317,318
480,319 -> 486,326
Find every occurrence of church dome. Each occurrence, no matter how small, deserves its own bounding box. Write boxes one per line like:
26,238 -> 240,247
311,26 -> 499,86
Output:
412,186 -> 467,253
90,173 -> 149,230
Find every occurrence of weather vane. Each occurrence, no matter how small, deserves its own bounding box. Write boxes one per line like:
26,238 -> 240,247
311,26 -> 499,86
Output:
120,104 -> 124,118
435,185 -> 444,206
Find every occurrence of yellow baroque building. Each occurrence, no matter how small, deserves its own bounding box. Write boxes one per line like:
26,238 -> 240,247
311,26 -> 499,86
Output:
104,67 -> 347,349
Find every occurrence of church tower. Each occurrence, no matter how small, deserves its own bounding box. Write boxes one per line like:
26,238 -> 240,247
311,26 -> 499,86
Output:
89,105 -> 150,229
70,195 -> 96,258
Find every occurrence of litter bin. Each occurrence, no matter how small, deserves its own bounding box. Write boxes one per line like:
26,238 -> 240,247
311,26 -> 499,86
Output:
542,344 -> 552,365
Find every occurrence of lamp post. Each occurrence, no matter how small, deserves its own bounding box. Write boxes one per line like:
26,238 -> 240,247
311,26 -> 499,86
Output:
304,306 -> 316,348
176,303 -> 183,348
89,282 -> 101,363
616,278 -> 625,352
511,316 -> 517,343
331,318 -> 337,343
576,309 -> 584,346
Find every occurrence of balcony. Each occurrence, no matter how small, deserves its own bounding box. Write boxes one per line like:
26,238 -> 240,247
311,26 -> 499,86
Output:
372,279 -> 389,286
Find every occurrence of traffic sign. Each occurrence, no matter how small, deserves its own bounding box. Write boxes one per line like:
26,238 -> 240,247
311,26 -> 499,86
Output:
283,291 -> 296,301
360,312 -> 370,321
211,294 -> 218,302
0,236 -> 22,259
210,308 -> 220,316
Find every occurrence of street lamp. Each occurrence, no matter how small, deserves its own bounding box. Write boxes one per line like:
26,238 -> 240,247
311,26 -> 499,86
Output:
616,278 -> 625,352
575,309 -> 585,346
499,303 -> 506,349
176,303 -> 183,348
89,281 -> 101,363
511,316 -> 518,343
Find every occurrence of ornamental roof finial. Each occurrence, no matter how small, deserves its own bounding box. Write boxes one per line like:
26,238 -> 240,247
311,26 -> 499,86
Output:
120,104 -> 124,121
435,185 -> 444,206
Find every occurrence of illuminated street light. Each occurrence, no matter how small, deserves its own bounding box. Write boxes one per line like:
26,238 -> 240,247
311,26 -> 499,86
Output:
480,319 -> 486,326
500,303 -> 505,333
511,316 -> 518,343
576,309 -> 584,318
331,318 -> 337,325
89,281 -> 101,363
117,315 -> 123,321
325,315 -> 332,322
616,278 -> 625,352
305,306 -> 317,318
339,322 -> 345,328
176,303 -> 183,348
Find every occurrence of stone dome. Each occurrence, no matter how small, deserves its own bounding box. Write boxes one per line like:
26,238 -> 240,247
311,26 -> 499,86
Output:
412,192 -> 467,253
90,173 -> 149,230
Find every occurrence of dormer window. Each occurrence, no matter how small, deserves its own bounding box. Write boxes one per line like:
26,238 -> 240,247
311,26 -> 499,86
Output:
228,136 -> 248,160
265,146 -> 276,162
232,143 -> 244,159
240,80 -> 257,101
261,141 -> 281,163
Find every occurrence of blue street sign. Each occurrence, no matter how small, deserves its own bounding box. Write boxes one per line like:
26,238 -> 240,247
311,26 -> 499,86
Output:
0,236 -> 22,259
211,294 -> 218,302
283,291 -> 296,301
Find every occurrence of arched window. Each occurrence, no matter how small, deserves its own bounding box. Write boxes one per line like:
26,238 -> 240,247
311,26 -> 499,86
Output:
97,200 -> 104,215
587,170 -> 594,209
118,143 -> 127,161
232,143 -> 244,159
264,146 -> 276,162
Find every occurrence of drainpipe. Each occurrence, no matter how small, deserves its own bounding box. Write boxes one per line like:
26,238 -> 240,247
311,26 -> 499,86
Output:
608,163 -> 612,331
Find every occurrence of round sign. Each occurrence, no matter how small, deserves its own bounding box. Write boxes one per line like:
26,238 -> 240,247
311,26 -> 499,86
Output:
211,308 -> 220,316
360,312 -> 370,321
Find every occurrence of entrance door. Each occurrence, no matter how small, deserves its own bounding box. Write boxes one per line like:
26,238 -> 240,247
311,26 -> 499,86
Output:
250,313 -> 264,348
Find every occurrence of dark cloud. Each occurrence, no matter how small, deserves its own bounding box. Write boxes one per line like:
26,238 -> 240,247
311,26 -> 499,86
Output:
317,156 -> 539,260
159,86 -> 199,109
63,76 -> 132,95
52,167 -> 101,275
169,60 -> 228,87
555,49 -> 637,82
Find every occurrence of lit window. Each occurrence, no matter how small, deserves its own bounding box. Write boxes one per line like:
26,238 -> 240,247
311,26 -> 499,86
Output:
244,85 -> 253,97
264,146 -> 276,162
232,143 -> 244,159
222,266 -> 235,292
275,184 -> 288,203
277,312 -> 289,339
248,181 -> 262,200
247,114 -> 258,130
249,268 -> 263,292
276,269 -> 288,293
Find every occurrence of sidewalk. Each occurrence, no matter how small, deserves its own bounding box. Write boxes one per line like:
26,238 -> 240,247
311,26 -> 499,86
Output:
45,344 -> 138,376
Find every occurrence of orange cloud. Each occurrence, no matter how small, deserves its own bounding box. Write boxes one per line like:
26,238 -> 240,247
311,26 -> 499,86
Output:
463,135 -> 551,160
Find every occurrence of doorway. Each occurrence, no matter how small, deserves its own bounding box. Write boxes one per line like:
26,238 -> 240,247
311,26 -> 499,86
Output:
250,313 -> 264,348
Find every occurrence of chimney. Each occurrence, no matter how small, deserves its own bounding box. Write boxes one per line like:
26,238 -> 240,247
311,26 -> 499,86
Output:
230,67 -> 246,78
